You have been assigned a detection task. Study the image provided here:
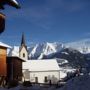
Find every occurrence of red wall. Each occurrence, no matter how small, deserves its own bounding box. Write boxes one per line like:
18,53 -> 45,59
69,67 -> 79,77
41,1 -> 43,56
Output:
0,46 -> 7,76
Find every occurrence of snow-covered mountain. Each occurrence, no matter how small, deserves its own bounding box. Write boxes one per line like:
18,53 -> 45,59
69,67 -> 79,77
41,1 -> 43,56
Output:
8,46 -> 19,56
7,42 -> 64,59
28,39 -> 90,59
66,39 -> 90,54
28,42 -> 64,59
7,39 -> 90,59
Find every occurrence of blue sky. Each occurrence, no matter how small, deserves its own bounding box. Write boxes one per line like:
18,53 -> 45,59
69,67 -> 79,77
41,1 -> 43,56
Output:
0,0 -> 90,46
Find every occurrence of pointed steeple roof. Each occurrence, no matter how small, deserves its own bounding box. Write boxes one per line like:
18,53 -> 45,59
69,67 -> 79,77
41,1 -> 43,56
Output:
19,33 -> 28,60
21,33 -> 25,46
20,33 -> 27,52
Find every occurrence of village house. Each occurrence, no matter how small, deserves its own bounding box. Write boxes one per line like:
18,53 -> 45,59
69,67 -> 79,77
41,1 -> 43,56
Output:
7,56 -> 25,81
22,59 -> 60,84
0,42 -> 11,85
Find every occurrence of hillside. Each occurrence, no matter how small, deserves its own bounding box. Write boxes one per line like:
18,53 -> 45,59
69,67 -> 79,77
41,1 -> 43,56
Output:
57,75 -> 90,90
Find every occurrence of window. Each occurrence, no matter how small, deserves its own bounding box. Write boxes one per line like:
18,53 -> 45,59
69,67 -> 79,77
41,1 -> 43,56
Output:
23,53 -> 25,57
44,76 -> 48,82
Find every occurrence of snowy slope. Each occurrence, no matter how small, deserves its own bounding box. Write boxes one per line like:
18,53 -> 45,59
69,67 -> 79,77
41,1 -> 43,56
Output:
57,75 -> 90,90
28,39 -> 90,59
66,39 -> 90,54
29,42 -> 64,59
8,46 -> 19,56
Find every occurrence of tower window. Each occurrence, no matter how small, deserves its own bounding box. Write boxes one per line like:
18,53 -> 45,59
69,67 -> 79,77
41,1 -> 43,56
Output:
23,53 -> 25,57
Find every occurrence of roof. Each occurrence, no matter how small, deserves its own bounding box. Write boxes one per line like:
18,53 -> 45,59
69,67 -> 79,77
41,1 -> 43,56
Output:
0,13 -> 5,18
0,42 -> 11,48
0,0 -> 21,9
23,59 -> 60,72
7,56 -> 25,62
19,33 -> 28,52
21,33 -> 26,46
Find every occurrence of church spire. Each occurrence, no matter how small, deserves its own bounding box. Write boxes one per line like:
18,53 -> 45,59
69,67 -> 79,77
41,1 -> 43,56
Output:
19,33 -> 28,60
21,33 -> 25,46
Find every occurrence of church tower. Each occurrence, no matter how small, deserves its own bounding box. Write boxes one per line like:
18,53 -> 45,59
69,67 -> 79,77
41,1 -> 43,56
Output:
19,33 -> 28,60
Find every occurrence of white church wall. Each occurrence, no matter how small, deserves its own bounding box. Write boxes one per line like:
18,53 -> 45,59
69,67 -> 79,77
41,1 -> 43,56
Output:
22,69 -> 30,81
23,70 -> 60,84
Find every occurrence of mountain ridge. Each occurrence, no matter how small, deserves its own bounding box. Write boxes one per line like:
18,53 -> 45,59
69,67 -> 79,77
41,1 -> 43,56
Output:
7,39 -> 90,59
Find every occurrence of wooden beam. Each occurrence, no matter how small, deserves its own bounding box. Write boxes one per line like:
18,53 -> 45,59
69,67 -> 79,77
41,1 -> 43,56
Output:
0,13 -> 5,34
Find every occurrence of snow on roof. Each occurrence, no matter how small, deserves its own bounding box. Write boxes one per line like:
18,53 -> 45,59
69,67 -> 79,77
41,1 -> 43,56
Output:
23,59 -> 60,72
12,0 -> 19,4
0,42 -> 11,48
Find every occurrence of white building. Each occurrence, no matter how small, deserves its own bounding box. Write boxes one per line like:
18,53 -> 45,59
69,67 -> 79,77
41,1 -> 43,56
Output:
22,59 -> 60,84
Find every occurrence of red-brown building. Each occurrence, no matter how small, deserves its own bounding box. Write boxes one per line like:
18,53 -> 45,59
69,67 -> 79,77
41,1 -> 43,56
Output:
0,42 -> 11,85
0,42 -> 24,86
7,56 -> 25,81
